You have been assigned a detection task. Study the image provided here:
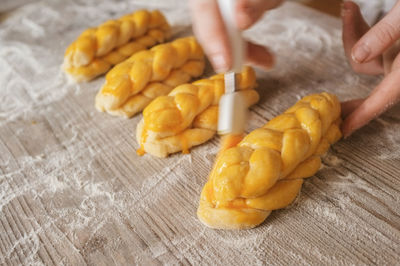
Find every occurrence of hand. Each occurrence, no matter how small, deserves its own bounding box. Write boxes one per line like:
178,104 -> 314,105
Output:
341,1 -> 400,138
189,0 -> 283,72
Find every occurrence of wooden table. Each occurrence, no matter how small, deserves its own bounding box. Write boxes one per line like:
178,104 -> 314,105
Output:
1,1 -> 399,265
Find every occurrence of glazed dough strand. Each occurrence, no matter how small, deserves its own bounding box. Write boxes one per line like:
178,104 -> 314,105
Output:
63,10 -> 171,81
95,37 -> 206,118
136,66 -> 259,158
197,92 -> 342,230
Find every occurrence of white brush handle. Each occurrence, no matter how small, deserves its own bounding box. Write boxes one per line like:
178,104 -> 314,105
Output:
217,0 -> 245,73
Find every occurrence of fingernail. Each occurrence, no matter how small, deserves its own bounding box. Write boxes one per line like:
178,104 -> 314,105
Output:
341,123 -> 351,139
352,44 -> 370,63
342,127 -> 351,139
212,54 -> 228,73
343,124 -> 359,139
340,3 -> 349,17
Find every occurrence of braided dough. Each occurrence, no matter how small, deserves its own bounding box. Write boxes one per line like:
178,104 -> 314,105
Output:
95,37 -> 205,117
63,10 -> 171,82
197,92 -> 342,229
136,66 -> 259,158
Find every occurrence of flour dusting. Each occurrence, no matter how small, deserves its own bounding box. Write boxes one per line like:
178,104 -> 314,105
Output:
1,1 -> 399,265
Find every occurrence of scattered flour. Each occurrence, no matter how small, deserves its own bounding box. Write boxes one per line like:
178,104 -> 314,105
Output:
0,1 -> 399,265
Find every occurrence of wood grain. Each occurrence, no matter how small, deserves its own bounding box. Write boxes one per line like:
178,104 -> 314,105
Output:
0,1 -> 399,265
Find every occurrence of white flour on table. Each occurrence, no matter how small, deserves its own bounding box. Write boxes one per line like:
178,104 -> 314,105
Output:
0,1 -> 399,265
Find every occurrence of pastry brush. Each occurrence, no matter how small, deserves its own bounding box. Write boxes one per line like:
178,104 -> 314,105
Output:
217,0 -> 248,151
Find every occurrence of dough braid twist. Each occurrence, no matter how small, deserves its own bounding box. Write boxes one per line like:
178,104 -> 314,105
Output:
136,66 -> 259,158
95,37 -> 205,117
197,92 -> 342,229
63,10 -> 171,82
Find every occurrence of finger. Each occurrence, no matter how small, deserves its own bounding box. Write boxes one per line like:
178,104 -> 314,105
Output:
236,0 -> 283,29
383,40 -> 400,74
391,46 -> 400,71
351,1 -> 400,64
341,98 -> 364,117
341,69 -> 400,137
190,0 -> 231,72
341,1 -> 383,75
245,42 -> 275,70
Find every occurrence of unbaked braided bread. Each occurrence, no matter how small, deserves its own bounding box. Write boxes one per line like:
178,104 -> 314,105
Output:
136,66 -> 259,158
63,10 -> 171,82
95,37 -> 205,117
197,92 -> 342,229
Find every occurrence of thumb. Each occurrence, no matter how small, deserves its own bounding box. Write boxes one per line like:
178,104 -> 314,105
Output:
342,1 -> 383,75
